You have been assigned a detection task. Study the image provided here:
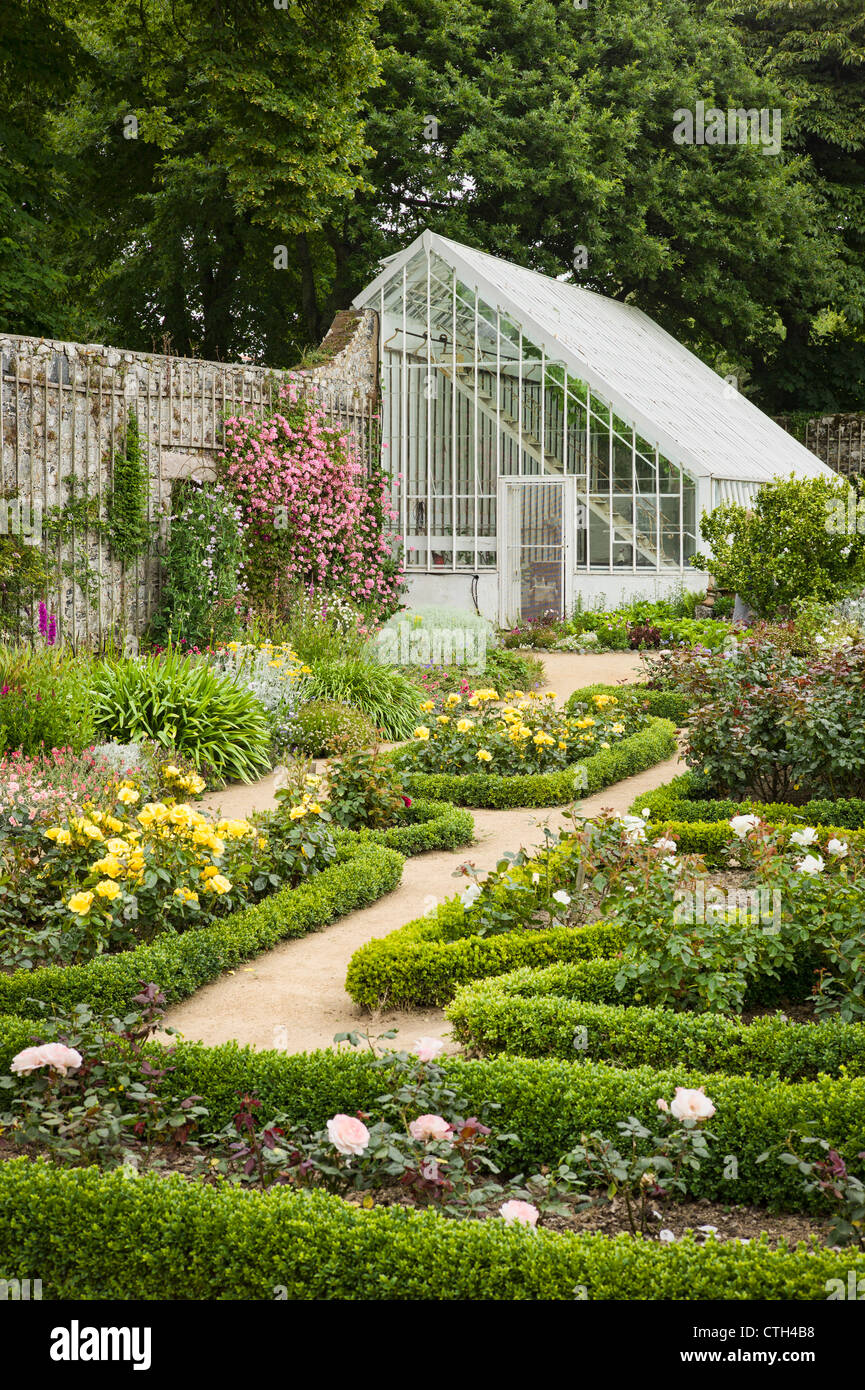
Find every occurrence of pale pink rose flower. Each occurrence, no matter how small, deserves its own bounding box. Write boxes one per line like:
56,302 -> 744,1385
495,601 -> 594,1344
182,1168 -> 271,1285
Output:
11,1043 -> 83,1077
499,1199 -> 539,1228
657,1098 -> 669,1112
409,1114 -> 452,1143
669,1086 -> 715,1122
413,1037 -> 445,1062
326,1113 -> 370,1157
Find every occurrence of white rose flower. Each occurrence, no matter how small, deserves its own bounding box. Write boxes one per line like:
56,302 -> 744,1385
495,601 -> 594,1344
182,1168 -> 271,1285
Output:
796,854 -> 825,875
552,890 -> 571,906
653,837 -> 677,854
826,838 -> 849,858
669,1086 -> 716,1121
789,827 -> 818,847
729,814 -> 760,839
461,882 -> 482,907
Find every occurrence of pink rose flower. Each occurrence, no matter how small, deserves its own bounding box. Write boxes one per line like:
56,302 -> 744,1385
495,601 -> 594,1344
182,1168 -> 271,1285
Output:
409,1114 -> 452,1143
11,1043 -> 83,1076
499,1200 -> 539,1228
669,1086 -> 715,1121
413,1037 -> 444,1062
326,1113 -> 370,1156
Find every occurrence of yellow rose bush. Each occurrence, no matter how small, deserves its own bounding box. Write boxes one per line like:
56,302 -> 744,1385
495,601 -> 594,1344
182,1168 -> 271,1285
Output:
0,771 -> 335,970
394,690 -> 647,778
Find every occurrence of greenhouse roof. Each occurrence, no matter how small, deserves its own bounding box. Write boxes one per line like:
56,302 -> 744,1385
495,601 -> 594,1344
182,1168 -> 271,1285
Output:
355,230 -> 834,487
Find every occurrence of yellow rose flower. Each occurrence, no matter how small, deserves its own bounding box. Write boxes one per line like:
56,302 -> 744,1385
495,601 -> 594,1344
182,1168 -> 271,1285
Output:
209,874 -> 232,895
436,715 -> 450,725
257,837 -> 268,850
45,826 -> 71,845
95,879 -> 121,900
91,854 -> 123,879
175,886 -> 199,903
413,726 -> 431,741
117,787 -> 139,805
419,699 -> 435,712
200,865 -> 219,879
476,749 -> 493,762
456,719 -> 474,733
445,693 -> 462,708
289,806 -> 307,820
67,891 -> 95,915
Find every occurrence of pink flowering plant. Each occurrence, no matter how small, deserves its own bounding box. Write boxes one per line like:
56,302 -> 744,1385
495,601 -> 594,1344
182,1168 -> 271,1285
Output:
219,380 -> 403,619
556,1090 -> 716,1239
198,1030 -> 572,1221
0,985 -> 209,1169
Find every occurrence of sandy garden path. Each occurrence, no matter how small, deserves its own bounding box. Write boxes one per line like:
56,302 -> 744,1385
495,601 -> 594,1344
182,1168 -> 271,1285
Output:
164,650 -> 683,1055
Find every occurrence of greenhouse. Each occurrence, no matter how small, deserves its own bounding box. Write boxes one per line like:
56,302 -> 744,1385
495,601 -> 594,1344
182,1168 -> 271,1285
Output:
354,230 -> 836,623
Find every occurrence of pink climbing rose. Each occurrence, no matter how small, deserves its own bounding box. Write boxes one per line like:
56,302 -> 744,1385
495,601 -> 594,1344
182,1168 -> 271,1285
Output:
499,1200 -> 539,1228
409,1114 -> 452,1143
11,1043 -> 83,1076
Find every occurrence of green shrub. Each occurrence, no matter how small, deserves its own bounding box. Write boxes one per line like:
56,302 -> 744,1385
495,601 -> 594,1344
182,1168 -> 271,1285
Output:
289,700 -> 378,756
306,658 -> 422,740
346,912 -> 625,1010
91,648 -> 271,783
394,718 -> 677,808
447,963 -> 865,1079
341,798 -> 474,856
693,475 -> 865,618
0,1156 -> 860,1300
0,538 -> 48,640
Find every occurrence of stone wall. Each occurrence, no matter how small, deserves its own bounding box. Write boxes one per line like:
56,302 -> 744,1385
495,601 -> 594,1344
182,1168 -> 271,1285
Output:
775,412 -> 865,477
0,310 -> 379,646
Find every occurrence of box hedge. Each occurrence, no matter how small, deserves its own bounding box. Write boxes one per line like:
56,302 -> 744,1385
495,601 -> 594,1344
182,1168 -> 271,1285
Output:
339,797 -> 474,856
0,1156 -> 859,1300
633,773 -> 865,830
446,962 -> 865,1080
394,718 -> 677,808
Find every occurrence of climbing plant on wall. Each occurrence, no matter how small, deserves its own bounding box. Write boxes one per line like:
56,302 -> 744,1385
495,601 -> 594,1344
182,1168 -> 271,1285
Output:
147,480 -> 245,649
107,409 -> 149,565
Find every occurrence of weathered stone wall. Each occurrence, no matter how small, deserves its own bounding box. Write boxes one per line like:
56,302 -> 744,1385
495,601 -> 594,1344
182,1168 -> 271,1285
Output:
775,412 -> 865,477
0,310 -> 379,646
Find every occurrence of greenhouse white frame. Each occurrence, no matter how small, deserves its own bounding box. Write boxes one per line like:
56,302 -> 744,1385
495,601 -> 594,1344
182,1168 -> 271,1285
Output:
353,230 -> 836,624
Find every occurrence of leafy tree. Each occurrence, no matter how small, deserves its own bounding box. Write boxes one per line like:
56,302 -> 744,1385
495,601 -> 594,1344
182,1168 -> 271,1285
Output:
717,0 -> 865,410
297,0 -> 845,400
0,0 -> 82,335
54,0 -> 380,360
692,475 -> 865,616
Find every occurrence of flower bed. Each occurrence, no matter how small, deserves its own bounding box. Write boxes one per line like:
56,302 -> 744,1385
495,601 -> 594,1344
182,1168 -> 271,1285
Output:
0,1155 -> 861,1301
392,717 -> 677,808
565,683 -> 691,727
1,1027 -> 863,1210
0,838 -> 404,1019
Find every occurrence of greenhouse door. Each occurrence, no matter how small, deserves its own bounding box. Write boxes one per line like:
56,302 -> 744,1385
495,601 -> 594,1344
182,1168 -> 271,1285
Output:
498,477 -> 576,627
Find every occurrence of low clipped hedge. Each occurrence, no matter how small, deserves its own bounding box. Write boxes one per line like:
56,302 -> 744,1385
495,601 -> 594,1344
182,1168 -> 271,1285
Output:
346,899 -> 626,1009
339,797 -> 474,856
634,773 -> 865,829
566,683 -> 691,727
646,817 -> 865,867
0,839 -> 404,1021
446,962 -> 865,1080
0,1156 -> 861,1300
393,718 -> 677,808
2,1024 -> 864,1211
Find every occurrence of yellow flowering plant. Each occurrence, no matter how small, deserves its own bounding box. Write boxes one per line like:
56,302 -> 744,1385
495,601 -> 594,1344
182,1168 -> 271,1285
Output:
394,690 -> 647,777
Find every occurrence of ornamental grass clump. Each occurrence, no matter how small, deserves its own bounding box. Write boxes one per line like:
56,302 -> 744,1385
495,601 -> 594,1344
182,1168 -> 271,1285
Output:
91,648 -> 272,783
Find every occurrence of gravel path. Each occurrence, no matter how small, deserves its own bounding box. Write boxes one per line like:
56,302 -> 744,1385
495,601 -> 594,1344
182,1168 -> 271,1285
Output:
163,649 -> 682,1054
